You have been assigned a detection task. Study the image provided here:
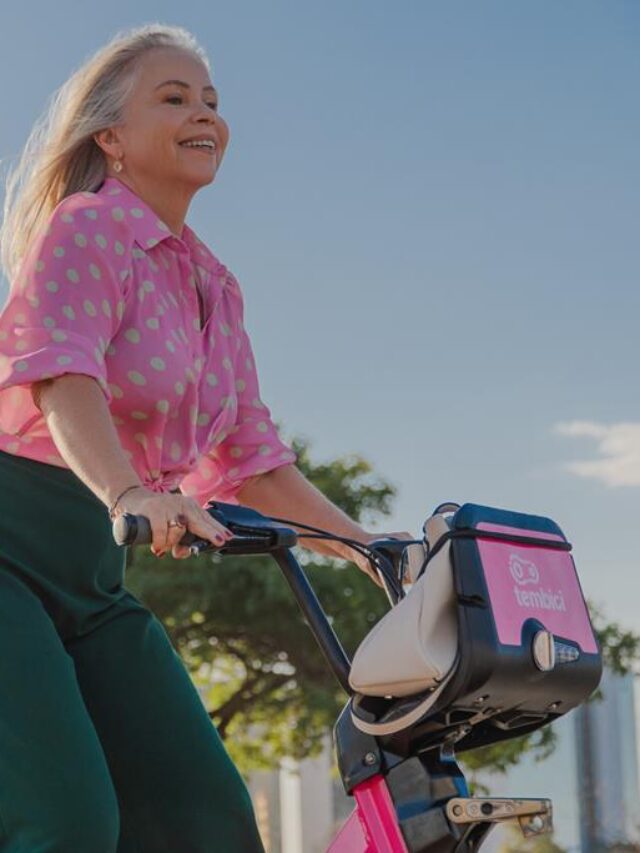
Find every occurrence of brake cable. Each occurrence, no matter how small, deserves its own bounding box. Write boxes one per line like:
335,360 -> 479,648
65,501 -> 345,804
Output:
261,514 -> 408,600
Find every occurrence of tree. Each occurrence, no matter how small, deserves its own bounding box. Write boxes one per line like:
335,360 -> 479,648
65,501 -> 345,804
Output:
125,436 -> 640,775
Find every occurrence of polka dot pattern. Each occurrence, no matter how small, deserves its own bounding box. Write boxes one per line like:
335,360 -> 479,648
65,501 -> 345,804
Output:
0,176 -> 296,502
128,371 -> 146,386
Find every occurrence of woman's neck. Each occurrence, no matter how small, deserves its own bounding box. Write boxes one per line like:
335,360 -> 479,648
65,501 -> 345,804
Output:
106,172 -> 195,237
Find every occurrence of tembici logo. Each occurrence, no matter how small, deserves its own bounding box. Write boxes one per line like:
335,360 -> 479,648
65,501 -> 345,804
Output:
509,554 -> 566,612
509,554 -> 539,586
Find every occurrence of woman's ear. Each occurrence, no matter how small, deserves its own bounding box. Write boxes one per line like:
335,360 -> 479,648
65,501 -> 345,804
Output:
93,127 -> 122,161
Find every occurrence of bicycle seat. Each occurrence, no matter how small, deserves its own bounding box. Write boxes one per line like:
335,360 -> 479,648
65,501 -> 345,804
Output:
348,502 -> 602,752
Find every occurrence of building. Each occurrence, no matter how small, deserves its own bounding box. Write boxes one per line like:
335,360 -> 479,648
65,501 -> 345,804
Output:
574,669 -> 640,851
247,736 -> 348,853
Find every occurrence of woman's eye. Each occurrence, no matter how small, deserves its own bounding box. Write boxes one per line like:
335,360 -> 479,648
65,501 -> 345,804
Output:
165,95 -> 218,111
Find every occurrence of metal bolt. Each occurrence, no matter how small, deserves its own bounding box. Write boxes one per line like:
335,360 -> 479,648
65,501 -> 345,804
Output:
473,695 -> 489,706
529,816 -> 545,832
363,752 -> 377,766
452,804 -> 463,817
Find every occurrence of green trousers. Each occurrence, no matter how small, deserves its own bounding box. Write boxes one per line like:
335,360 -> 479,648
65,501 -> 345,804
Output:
0,449 -> 265,853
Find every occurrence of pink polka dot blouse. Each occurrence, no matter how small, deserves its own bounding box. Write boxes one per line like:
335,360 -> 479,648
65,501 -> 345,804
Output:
0,177 -> 296,505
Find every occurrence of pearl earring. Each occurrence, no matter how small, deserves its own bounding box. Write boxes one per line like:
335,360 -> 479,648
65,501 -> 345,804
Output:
113,159 -> 123,174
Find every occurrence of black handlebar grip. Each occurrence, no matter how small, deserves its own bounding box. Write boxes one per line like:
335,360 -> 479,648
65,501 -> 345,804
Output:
112,512 -> 200,548
112,513 -> 151,546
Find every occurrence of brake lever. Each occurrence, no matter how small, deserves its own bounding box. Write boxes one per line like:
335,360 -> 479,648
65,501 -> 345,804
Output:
174,524 -> 297,558
205,501 -> 298,550
187,532 -> 280,558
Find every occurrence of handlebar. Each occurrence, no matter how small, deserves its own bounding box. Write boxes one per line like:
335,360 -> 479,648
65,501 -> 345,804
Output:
111,501 -> 411,695
112,500 -> 298,555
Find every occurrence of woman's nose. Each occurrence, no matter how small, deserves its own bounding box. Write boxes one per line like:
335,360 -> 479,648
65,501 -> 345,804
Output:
191,103 -> 217,124
193,114 -> 215,128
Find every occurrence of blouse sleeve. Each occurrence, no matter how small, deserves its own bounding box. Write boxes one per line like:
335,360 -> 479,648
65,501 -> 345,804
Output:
180,275 -> 297,506
0,194 -> 128,435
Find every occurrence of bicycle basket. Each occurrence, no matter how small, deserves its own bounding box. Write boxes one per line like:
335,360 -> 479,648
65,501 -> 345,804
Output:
349,503 -> 602,749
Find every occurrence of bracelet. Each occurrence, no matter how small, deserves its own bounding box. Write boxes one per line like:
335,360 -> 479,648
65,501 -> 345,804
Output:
108,484 -> 144,520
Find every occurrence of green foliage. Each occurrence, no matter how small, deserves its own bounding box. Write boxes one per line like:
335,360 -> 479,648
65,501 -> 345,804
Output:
125,435 -> 640,776
590,603 -> 640,677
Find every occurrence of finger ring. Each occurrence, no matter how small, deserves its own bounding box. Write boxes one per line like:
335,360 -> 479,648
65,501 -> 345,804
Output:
167,518 -> 186,528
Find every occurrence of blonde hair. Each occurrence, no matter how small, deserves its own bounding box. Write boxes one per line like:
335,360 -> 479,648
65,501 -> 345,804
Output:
0,23 -> 210,285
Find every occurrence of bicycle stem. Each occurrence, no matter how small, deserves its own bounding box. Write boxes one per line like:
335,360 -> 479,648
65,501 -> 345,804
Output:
272,547 -> 353,695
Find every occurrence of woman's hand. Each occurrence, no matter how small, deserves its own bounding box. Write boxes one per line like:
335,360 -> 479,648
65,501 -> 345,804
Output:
114,487 -> 233,559
352,530 -> 414,586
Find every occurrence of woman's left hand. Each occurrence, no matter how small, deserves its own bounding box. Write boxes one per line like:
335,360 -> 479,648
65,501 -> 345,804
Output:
352,530 -> 414,586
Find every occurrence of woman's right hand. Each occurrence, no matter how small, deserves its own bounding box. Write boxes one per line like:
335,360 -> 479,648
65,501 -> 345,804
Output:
113,487 -> 233,559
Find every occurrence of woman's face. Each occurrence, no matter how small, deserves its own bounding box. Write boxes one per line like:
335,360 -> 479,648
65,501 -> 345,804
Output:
107,47 -> 230,192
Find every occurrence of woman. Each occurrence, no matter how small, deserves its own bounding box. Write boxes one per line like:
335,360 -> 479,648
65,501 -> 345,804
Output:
0,24 -> 408,852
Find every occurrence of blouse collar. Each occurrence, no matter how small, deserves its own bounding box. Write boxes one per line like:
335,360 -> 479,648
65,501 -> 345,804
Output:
97,177 -> 218,273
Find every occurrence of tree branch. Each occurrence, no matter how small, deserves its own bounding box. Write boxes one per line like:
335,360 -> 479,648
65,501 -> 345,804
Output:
210,672 -> 295,738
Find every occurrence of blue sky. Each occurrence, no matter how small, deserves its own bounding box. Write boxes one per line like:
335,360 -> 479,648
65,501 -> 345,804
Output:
1,2 -> 639,632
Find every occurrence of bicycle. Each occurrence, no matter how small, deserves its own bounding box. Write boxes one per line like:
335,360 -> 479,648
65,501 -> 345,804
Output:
113,498 -> 602,852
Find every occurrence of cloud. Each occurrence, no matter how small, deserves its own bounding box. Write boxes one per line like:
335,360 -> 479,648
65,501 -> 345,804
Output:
554,420 -> 640,487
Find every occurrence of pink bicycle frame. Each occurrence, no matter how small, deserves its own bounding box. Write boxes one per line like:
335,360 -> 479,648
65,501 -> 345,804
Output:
328,776 -> 408,853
